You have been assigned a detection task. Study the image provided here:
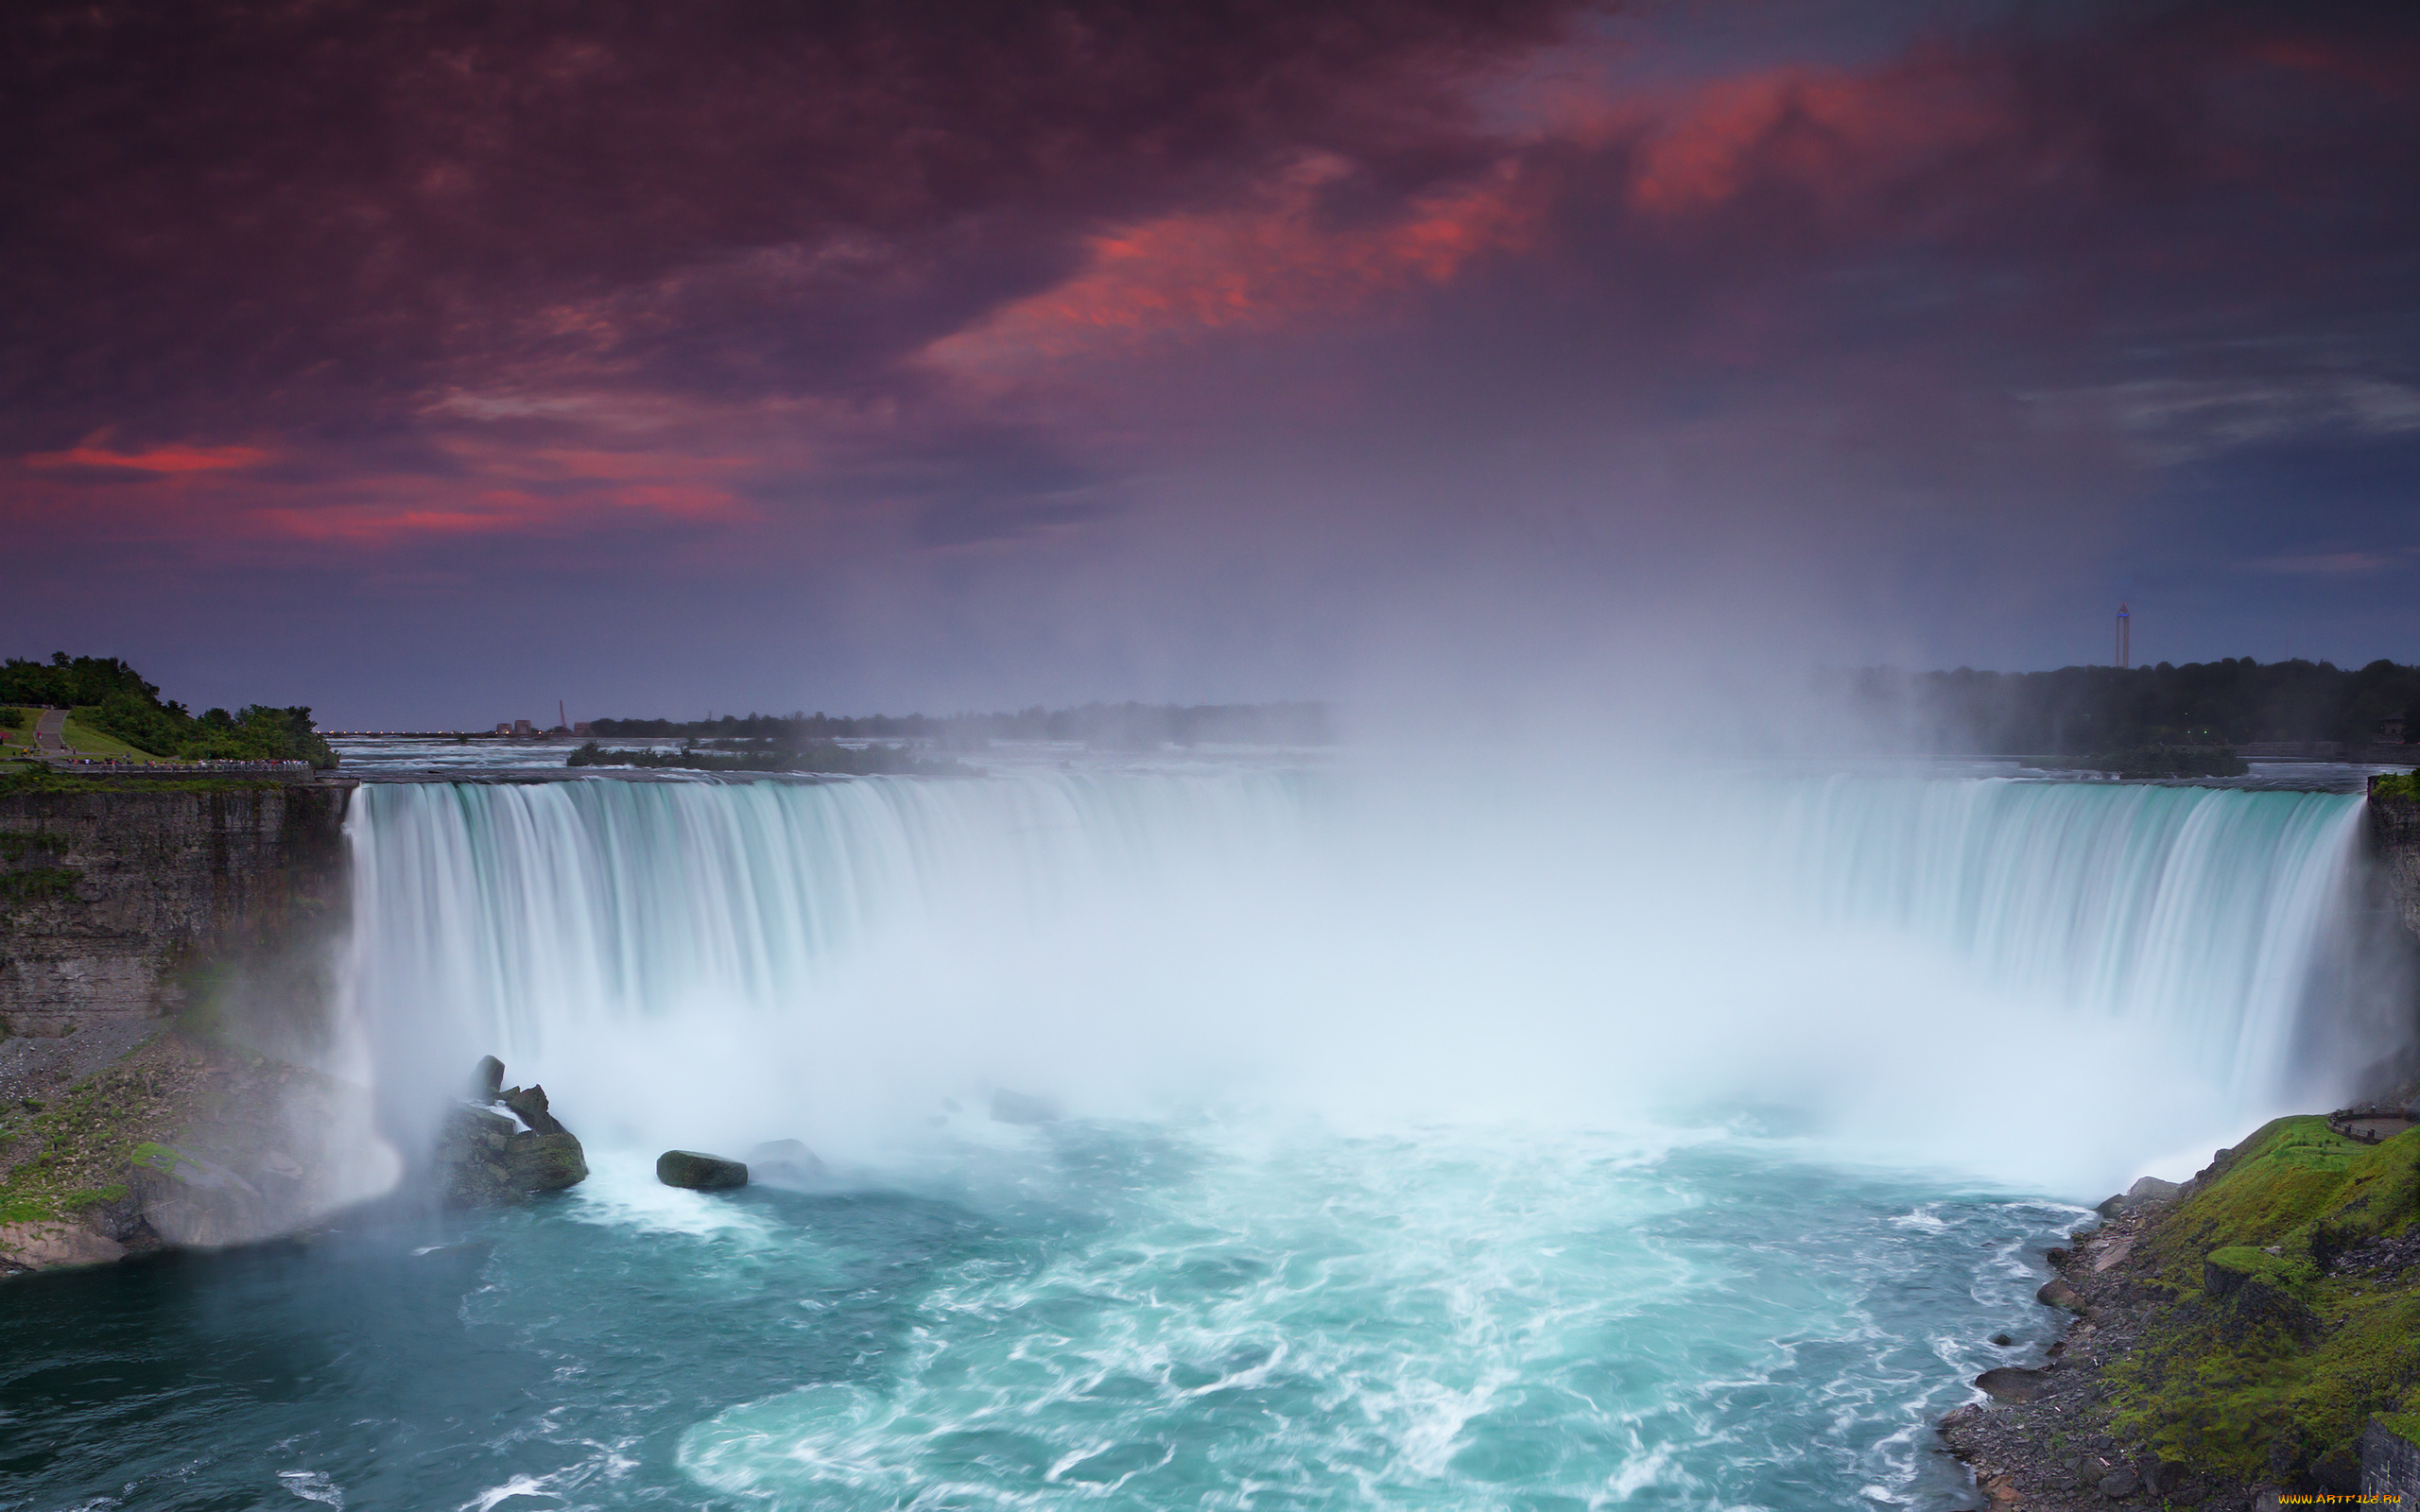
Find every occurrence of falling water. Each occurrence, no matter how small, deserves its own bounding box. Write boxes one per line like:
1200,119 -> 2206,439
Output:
340,769 -> 2374,1162
32,765 -> 2355,1509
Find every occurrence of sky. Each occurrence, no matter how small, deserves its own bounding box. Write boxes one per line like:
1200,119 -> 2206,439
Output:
5,0 -> 2417,727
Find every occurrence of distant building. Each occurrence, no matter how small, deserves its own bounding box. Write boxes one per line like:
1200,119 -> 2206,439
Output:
494,722 -> 512,734
573,722 -> 593,735
2380,714 -> 2409,742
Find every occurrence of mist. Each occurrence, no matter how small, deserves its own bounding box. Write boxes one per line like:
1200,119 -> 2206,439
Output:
334,742 -> 2397,1204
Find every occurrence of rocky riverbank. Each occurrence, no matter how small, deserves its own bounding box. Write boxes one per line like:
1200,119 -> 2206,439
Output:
0,1028 -> 394,1272
1942,1114 -> 2420,1508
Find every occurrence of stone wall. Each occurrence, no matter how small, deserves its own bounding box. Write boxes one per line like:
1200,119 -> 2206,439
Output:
2361,1417 -> 2420,1500
0,782 -> 354,1042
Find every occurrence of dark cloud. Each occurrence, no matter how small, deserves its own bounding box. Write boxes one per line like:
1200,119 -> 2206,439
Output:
5,0 -> 2419,720
1,0 -> 1582,450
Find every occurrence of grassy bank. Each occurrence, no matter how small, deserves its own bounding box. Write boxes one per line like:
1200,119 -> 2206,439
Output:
61,708 -> 164,761
2105,1116 -> 2420,1485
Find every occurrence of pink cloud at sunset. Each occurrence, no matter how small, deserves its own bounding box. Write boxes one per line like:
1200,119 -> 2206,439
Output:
7,436 -> 752,557
925,156 -> 1545,376
2,0 -> 2415,720
27,440 -> 272,475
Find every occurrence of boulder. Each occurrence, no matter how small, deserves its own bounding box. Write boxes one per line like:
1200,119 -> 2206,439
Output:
2096,1176 -> 2185,1219
2097,1466 -> 2139,1498
745,1139 -> 826,1187
130,1143 -> 271,1246
435,1106 -> 523,1207
0,1220 -> 128,1269
509,1131 -> 589,1192
658,1150 -> 748,1190
1975,1366 -> 2050,1403
2037,1277 -> 2086,1312
434,1058 -> 588,1205
501,1083 -> 566,1136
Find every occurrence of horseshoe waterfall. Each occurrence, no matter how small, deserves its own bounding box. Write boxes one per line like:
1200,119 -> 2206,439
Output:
16,768 -> 2405,1510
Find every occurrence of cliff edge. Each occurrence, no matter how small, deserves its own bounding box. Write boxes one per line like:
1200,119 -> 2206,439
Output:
0,778 -> 392,1274
2370,780 -> 2420,944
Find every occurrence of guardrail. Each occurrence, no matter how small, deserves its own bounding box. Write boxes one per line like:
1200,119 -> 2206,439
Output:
44,758 -> 318,775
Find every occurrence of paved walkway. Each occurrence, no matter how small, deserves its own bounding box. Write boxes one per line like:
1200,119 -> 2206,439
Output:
33,707 -> 68,755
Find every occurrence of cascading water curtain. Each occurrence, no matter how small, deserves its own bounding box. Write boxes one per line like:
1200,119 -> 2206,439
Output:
339,771 -> 1315,1106
1777,778 -> 2366,1097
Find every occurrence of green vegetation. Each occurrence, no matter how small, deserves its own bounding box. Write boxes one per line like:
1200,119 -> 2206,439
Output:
60,710 -> 163,761
0,1065 -> 165,1225
0,653 -> 337,767
0,868 -> 80,903
130,1142 -> 197,1176
566,740 -> 972,777
2106,1117 -> 2420,1484
1841,657 -> 2420,754
590,699 -> 1335,750
0,766 -> 294,797
2375,769 -> 2420,801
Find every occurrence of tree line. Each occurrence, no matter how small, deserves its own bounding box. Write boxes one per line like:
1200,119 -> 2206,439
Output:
1834,658 -> 2420,754
590,700 -> 1334,750
0,654 -> 338,768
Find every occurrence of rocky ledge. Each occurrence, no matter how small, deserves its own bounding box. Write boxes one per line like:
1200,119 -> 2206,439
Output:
1942,1115 -> 2420,1509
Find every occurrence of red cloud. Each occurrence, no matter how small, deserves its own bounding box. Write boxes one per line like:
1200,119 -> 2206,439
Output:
925,154 -> 1544,376
28,440 -> 270,474
4,434 -> 751,557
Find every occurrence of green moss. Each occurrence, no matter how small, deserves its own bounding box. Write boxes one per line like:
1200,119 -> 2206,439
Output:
2205,1245 -> 2313,1293
0,867 -> 79,902
130,1141 -> 197,1175
0,831 -> 60,861
0,766 -> 299,795
2104,1119 -> 2420,1481
2140,1118 -> 2416,1284
1,1081 -> 176,1232
0,1191 -> 60,1223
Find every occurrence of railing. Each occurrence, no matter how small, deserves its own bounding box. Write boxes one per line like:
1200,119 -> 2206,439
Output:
47,758 -> 317,775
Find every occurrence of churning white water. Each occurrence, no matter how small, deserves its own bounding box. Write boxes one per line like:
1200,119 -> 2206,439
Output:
23,765 -> 2375,1511
339,768 -> 2377,1193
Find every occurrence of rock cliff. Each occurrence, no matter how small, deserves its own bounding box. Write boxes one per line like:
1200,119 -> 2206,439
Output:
2371,786 -> 2420,944
0,781 -> 351,1041
0,779 -> 389,1275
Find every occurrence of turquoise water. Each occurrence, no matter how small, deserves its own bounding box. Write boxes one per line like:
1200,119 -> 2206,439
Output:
4,769 -> 2386,1509
4,1119 -> 2078,1510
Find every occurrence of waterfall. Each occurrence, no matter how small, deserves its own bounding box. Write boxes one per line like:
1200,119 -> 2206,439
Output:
339,769 -> 2394,1190
1776,778 -> 2371,1100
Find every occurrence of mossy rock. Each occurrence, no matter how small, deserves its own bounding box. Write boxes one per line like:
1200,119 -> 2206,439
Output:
506,1131 -> 587,1192
656,1150 -> 747,1190
2204,1246 -> 2309,1298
